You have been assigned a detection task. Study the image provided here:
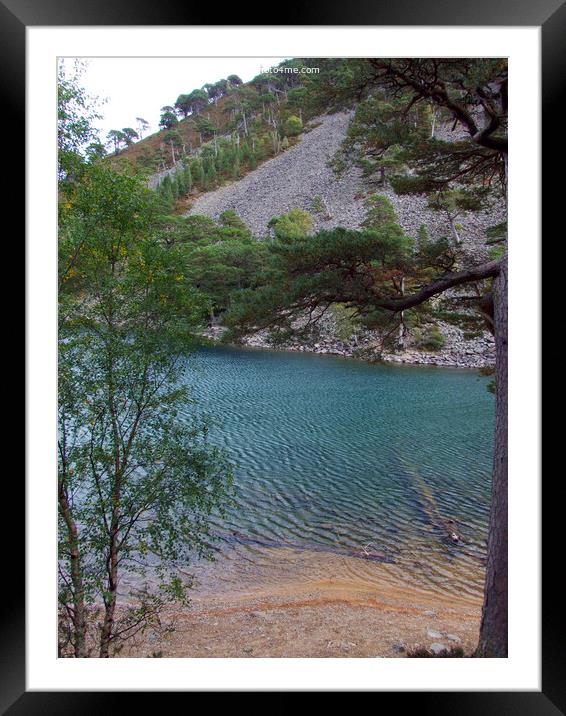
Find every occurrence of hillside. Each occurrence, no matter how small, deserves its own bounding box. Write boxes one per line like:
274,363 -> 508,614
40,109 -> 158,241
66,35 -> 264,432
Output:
105,62 -> 503,369
107,96 -> 232,174
107,64 -> 312,191
188,111 -> 504,258
188,112 -> 501,368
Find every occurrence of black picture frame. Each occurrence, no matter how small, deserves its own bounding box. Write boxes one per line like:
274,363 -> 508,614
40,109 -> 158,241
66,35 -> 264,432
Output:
10,0 -> 553,708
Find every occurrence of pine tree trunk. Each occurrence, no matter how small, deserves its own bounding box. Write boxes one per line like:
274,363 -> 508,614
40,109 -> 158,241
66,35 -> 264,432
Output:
398,276 -> 406,347
476,253 -> 508,657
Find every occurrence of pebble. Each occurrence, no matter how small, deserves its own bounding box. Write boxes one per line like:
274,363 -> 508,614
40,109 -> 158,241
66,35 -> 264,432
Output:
427,630 -> 444,639
327,640 -> 357,652
429,643 -> 449,655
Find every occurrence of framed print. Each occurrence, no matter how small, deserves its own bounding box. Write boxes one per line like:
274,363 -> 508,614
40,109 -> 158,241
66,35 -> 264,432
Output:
10,0 -> 553,707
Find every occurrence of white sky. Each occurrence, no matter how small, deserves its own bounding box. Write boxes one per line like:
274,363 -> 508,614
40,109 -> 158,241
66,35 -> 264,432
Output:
69,57 -> 289,141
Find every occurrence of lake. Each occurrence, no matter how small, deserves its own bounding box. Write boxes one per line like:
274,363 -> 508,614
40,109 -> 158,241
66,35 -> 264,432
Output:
180,345 -> 494,600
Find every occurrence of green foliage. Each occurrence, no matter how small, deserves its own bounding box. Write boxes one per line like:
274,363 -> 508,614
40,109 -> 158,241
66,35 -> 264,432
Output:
202,154 -> 217,188
191,158 -> 205,188
121,127 -> 139,145
57,60 -> 103,179
331,95 -> 410,182
309,58 -> 507,193
225,211 -> 416,339
181,214 -> 217,241
287,87 -> 308,109
193,115 -> 216,139
268,208 -> 313,240
485,220 -> 507,244
241,142 -> 257,169
389,173 -> 445,195
330,303 -> 361,341
188,89 -> 209,114
361,194 -> 398,228
427,188 -> 485,215
486,219 -> 507,261
417,223 -> 429,245
85,141 -> 107,163
107,129 -> 128,154
311,195 -> 324,214
231,153 -> 241,180
151,212 -> 219,246
415,226 -> 456,272
174,93 -> 192,117
488,243 -> 506,261
283,115 -> 303,137
183,162 -> 193,192
58,160 -> 233,656
180,215 -> 267,316
218,210 -> 252,237
414,325 -> 445,351
186,241 -> 267,314
159,107 -> 179,130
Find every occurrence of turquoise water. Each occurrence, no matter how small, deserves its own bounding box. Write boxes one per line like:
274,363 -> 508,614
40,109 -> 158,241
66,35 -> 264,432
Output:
181,345 -> 494,598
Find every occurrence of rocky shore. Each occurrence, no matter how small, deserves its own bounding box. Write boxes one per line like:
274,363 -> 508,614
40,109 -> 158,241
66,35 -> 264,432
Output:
240,323 -> 494,369
200,311 -> 495,370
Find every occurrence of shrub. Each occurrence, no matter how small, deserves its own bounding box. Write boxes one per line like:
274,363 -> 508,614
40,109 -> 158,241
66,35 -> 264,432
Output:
415,325 -> 445,351
312,195 -> 324,213
283,115 -> 303,137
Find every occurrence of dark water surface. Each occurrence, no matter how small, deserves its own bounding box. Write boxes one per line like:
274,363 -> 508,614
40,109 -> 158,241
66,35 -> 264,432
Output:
180,345 -> 494,599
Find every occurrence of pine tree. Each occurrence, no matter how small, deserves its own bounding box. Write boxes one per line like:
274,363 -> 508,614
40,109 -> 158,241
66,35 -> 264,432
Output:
176,169 -> 187,197
183,162 -> 192,193
192,159 -> 205,190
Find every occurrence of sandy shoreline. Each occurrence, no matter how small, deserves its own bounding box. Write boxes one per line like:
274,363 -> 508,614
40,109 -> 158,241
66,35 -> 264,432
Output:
120,547 -> 482,658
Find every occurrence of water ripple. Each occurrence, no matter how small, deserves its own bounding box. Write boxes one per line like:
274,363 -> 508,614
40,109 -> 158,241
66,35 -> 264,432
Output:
179,345 -> 494,598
